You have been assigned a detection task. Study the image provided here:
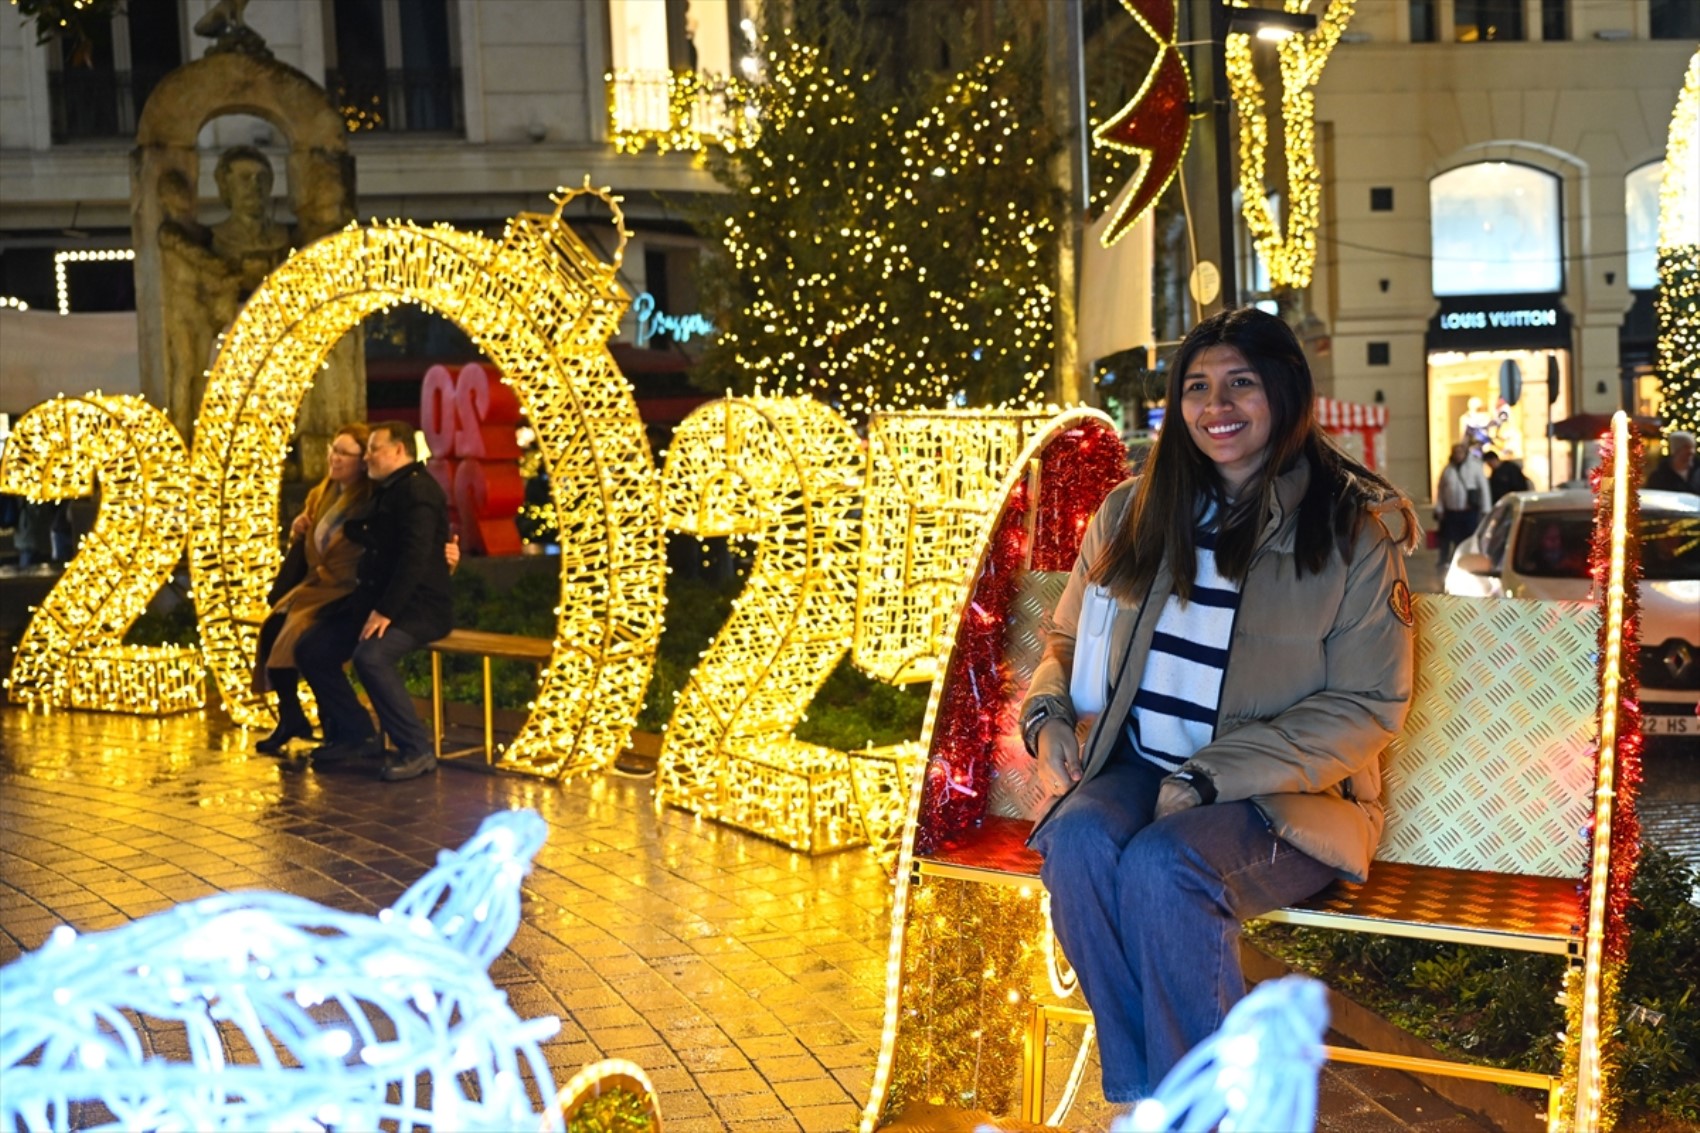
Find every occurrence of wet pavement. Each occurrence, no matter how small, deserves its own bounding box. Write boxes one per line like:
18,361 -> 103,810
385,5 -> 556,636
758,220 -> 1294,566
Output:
0,705 -> 1535,1132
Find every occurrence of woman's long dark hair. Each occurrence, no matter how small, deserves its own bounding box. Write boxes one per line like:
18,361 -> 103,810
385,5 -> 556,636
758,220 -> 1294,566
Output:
1092,308 -> 1413,603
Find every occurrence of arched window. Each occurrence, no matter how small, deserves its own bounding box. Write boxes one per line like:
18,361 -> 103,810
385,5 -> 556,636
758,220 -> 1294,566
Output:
1430,163 -> 1563,296
1626,162 -> 1664,292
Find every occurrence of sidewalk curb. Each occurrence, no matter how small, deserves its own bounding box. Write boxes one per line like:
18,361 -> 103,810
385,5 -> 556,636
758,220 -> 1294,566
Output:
1244,944 -> 1546,1133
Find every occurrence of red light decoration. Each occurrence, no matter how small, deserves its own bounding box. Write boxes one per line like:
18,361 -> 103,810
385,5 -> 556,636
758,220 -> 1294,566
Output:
1093,0 -> 1191,248
918,419 -> 1128,852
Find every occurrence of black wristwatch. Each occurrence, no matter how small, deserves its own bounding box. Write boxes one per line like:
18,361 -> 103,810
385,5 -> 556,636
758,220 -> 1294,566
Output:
1167,768 -> 1218,805
1021,707 -> 1053,758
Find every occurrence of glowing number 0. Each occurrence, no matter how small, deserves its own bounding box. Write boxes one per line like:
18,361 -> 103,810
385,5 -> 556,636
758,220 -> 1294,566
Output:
0,395 -> 204,713
656,396 -> 870,852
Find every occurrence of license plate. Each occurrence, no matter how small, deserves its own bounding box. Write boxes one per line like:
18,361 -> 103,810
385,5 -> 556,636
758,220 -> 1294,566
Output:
1642,713 -> 1695,736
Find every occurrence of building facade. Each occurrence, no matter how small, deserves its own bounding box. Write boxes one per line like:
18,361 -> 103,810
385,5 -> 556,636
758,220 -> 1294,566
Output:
1308,0 -> 1696,498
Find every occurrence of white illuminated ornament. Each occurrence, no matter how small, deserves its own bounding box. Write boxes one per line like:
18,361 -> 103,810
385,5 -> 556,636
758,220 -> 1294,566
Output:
0,810 -> 563,1133
1114,976 -> 1328,1133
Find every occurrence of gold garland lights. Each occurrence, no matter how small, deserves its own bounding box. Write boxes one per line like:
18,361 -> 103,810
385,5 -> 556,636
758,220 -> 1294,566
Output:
187,186 -> 665,778
0,394 -> 203,714
1654,49 -> 1699,432
605,68 -> 759,156
656,394 -> 881,853
852,410 -> 1053,687
1224,0 -> 1355,291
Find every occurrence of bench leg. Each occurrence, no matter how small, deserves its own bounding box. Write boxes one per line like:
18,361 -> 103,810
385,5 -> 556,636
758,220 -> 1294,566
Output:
431,652 -> 444,760
482,655 -> 494,764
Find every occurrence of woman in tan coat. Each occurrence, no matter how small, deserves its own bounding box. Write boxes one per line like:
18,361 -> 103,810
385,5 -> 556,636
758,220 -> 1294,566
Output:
1021,308 -> 1418,1102
253,425 -> 376,753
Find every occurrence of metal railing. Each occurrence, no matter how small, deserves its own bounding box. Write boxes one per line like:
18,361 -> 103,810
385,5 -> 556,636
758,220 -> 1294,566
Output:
49,67 -> 172,142
606,69 -> 756,154
327,67 -> 464,134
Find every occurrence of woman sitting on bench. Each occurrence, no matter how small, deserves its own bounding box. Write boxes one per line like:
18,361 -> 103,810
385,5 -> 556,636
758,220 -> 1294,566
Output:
1020,307 -> 1419,1105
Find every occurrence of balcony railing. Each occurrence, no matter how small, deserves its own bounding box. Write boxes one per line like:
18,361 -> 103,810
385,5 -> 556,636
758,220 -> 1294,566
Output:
49,66 -> 172,142
327,68 -> 464,134
606,69 -> 757,155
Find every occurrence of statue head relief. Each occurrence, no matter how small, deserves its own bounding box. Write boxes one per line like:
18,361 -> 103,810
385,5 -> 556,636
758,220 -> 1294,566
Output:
209,144 -> 290,296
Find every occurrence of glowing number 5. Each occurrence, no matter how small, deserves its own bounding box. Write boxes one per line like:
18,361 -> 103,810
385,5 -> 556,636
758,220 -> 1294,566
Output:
656,396 -> 868,853
0,395 -> 203,713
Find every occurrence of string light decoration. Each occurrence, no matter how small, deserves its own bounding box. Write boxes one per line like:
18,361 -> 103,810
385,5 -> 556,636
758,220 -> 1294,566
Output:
1654,50 -> 1699,433
700,25 -> 1059,410
0,809 -> 569,1132
853,410 -> 1053,686
1223,0 -> 1355,290
54,248 -> 135,315
605,68 -> 759,155
1091,0 -> 1192,247
656,395 -> 874,853
1560,413 -> 1643,1133
187,187 -> 665,780
0,295 -> 29,311
863,411 -> 1126,1131
555,1059 -> 661,1133
0,394 -> 203,714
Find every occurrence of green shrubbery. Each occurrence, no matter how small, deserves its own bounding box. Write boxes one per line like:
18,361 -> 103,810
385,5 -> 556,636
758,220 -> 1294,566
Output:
1249,843 -> 1700,1125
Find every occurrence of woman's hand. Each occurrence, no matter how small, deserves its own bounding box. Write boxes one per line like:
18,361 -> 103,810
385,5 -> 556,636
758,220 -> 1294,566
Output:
444,534 -> 461,573
290,511 -> 311,539
1036,719 -> 1082,797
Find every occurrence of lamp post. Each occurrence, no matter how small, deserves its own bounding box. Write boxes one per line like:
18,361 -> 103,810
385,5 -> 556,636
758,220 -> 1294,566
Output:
1184,1 -> 1317,315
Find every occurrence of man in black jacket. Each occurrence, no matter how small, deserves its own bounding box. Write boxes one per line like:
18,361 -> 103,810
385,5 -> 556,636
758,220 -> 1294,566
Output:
296,421 -> 453,781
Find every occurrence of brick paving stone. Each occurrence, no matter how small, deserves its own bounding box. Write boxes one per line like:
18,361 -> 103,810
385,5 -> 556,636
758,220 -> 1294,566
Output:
0,704 -> 1529,1131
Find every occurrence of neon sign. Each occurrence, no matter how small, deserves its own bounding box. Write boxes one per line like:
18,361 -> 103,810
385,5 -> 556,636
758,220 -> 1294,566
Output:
632,291 -> 715,348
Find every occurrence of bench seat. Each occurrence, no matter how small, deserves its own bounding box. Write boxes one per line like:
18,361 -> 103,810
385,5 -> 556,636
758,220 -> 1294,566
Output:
427,629 -> 554,764
918,816 -> 1584,956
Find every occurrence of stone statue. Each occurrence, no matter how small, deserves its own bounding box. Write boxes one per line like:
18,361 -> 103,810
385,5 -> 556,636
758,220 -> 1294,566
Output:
133,24 -> 362,477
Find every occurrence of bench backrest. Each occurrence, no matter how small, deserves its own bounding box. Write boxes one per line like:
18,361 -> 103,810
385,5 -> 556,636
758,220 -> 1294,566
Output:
973,575 -> 1598,882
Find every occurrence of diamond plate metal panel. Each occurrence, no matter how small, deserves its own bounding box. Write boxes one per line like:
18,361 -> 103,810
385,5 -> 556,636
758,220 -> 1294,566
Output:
989,571 -> 1071,821
1380,595 -> 1598,879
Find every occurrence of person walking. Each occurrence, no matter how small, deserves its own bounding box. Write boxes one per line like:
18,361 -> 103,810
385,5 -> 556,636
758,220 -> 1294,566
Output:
1482,449 -> 1531,503
1434,441 -> 1490,567
1019,308 -> 1417,1103
296,421 -> 454,781
1644,430 -> 1698,494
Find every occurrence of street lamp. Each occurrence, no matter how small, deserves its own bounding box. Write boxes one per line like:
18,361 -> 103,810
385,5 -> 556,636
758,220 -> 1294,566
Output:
1188,0 -> 1318,313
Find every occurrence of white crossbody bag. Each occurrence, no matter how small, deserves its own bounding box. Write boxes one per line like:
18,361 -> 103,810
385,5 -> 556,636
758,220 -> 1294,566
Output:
1068,583 -> 1116,717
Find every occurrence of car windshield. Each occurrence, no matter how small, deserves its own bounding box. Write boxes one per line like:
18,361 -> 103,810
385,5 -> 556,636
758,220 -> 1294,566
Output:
1514,511 -> 1700,580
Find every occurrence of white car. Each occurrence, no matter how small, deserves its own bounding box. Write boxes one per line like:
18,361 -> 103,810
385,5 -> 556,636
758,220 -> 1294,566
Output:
1445,489 -> 1699,744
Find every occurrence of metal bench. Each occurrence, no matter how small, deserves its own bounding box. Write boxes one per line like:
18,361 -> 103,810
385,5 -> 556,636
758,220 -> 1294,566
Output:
861,422 -> 1637,1133
427,629 -> 554,764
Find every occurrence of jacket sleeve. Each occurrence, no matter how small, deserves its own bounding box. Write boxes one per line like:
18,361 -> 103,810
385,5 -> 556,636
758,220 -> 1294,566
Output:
1184,516 -> 1415,800
1021,479 -> 1136,733
374,479 -> 444,622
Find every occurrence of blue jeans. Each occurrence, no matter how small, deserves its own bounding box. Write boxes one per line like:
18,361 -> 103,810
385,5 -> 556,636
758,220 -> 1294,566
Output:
295,615 -> 432,757
1031,748 -> 1337,1101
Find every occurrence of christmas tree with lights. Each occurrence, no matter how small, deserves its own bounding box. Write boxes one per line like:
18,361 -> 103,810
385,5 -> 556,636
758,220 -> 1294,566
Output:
694,1 -> 1064,413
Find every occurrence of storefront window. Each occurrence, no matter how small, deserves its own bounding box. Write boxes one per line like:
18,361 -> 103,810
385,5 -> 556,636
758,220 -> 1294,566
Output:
1430,163 -> 1563,296
1426,350 -> 1569,493
1454,0 -> 1523,41
1626,162 -> 1664,292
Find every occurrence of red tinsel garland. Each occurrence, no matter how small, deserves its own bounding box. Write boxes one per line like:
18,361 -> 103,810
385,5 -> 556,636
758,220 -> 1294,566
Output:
917,420 -> 1128,852
1587,429 -> 1644,965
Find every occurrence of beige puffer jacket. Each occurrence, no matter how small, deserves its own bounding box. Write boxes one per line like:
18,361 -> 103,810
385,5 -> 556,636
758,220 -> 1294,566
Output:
1022,460 -> 1415,882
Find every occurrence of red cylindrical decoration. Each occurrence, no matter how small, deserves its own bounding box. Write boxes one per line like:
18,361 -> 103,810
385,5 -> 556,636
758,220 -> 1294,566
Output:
426,456 -> 460,529
453,362 -> 522,460
420,364 -> 462,458
452,458 -> 525,556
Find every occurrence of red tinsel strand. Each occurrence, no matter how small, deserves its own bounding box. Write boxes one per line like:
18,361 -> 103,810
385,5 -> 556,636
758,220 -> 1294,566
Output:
1586,428 -> 1644,966
917,421 -> 1129,852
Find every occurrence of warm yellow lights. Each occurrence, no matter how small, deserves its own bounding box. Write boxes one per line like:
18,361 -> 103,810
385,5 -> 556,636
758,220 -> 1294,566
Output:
554,1058 -> 660,1131
54,248 -> 136,315
656,395 -> 874,852
1655,50 -> 1699,432
605,69 -> 759,155
852,411 -> 1053,687
1224,0 -> 1355,291
186,188 -> 664,778
0,295 -> 29,311
0,394 -> 204,714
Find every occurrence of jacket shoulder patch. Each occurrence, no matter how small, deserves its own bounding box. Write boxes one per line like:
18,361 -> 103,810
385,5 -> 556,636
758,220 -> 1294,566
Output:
1388,578 -> 1414,627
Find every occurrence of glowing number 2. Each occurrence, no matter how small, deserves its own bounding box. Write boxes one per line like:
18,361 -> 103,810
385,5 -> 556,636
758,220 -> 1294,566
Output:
0,395 -> 203,713
656,396 -> 869,853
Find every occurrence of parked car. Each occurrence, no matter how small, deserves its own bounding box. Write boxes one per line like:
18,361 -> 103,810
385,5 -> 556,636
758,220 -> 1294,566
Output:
1445,489 -> 1699,744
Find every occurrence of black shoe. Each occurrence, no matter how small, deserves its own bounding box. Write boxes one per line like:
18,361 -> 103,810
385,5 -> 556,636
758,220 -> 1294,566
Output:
379,749 -> 437,782
255,724 -> 313,756
310,737 -> 380,764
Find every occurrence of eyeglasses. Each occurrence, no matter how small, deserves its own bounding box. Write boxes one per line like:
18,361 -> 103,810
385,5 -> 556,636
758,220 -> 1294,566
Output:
328,445 -> 364,459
